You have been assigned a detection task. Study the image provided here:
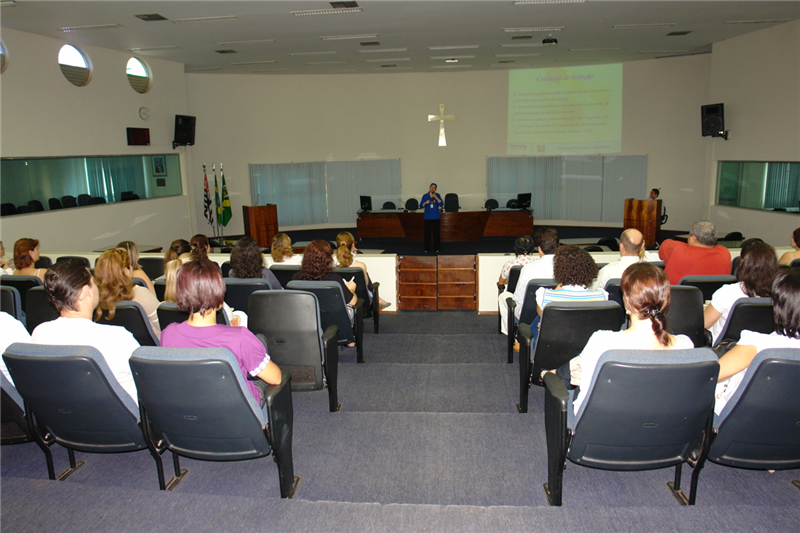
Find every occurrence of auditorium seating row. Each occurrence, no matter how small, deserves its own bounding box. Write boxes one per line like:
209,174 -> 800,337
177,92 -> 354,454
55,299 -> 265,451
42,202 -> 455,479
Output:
1,193 -> 142,216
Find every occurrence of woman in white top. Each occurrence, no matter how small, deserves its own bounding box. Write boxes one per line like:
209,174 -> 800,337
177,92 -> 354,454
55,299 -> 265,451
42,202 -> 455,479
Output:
704,241 -> 778,344
777,227 -> 800,266
94,247 -> 161,340
12,238 -> 46,282
555,262 -> 694,414
0,241 -> 15,275
270,233 -> 303,265
715,268 -> 800,414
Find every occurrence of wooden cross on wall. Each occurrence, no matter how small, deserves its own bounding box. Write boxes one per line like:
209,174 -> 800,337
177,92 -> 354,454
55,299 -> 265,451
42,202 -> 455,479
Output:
428,103 -> 455,147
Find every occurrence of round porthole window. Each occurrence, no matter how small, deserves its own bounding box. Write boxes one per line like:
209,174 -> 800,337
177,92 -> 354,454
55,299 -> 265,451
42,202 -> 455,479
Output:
58,44 -> 92,87
126,57 -> 152,94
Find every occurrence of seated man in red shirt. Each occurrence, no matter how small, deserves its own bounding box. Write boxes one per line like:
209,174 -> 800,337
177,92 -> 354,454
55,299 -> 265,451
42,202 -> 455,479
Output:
658,220 -> 731,285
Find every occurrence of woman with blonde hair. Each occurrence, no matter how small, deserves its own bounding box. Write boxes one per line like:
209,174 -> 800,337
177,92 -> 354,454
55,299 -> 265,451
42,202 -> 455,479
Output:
163,239 -> 191,270
12,238 -> 46,282
270,233 -> 301,265
94,247 -> 161,340
334,231 -> 390,309
117,240 -> 155,294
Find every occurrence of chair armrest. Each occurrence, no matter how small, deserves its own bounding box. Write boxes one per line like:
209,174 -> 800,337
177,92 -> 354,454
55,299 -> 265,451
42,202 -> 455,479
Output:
497,282 -> 504,294
321,325 -> 340,412
371,281 -> 380,291
263,368 -> 292,408
322,325 -> 339,351
543,371 -> 569,506
518,322 -> 533,356
262,368 -> 296,498
703,329 -> 712,347
353,297 -> 364,314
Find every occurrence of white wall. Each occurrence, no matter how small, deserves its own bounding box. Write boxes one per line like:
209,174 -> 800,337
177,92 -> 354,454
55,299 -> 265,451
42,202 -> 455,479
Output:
184,55 -> 712,236
0,28 -> 193,252
707,20 -> 800,246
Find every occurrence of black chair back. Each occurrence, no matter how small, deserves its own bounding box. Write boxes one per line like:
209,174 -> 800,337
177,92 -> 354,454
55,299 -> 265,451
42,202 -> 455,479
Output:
269,264 -> 302,289
129,347 -> 297,498
405,198 -> 419,211
15,205 -> 31,214
506,265 -> 523,295
731,256 -> 741,276
714,297 -> 774,347
382,201 -> 396,210
603,279 -> 627,326
248,290 -> 341,411
34,256 -> 52,269
679,275 -> 737,302
444,193 -> 459,212
0,285 -> 22,321
596,237 -> 618,252
221,261 -> 232,278
24,287 -> 60,334
78,194 -> 92,206
485,198 -> 499,210
791,259 -> 800,268
62,195 -> 78,208
48,198 -> 63,210
0,203 -> 16,216
506,199 -> 519,208
137,257 -> 165,280
666,285 -> 706,347
334,266 -> 380,333
153,279 -> 167,302
1,373 -> 34,444
224,278 -> 273,312
28,200 -> 44,212
0,275 -> 43,313
709,348 -> 800,470
96,301 -> 160,346
518,279 -> 558,326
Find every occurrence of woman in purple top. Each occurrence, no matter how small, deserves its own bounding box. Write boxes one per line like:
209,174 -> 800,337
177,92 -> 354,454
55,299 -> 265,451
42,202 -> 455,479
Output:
160,258 -> 282,404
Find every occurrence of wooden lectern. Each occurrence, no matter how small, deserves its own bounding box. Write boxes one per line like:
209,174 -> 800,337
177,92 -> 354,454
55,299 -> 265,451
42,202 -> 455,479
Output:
624,199 -> 661,246
242,205 -> 279,248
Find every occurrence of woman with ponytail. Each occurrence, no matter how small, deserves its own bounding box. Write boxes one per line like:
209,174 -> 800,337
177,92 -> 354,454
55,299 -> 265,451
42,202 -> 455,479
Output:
334,231 -> 391,309
556,262 -> 694,414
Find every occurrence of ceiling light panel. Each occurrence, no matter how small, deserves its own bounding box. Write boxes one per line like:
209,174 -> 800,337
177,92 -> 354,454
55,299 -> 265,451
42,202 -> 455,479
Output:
613,23 -> 677,29
62,24 -> 121,32
304,60 -> 348,65
373,66 -> 413,70
428,45 -> 479,50
364,57 -> 410,62
638,50 -> 688,54
430,55 -> 476,60
431,64 -> 472,69
231,60 -> 277,65
357,48 -> 408,53
171,16 -> 237,24
504,27 -> 563,32
569,48 -> 620,52
291,8 -> 362,16
500,43 -> 543,48
218,39 -> 274,45
127,46 -> 179,51
514,0 -> 584,4
288,51 -> 337,56
723,19 -> 790,25
321,34 -> 377,41
495,53 -> 541,57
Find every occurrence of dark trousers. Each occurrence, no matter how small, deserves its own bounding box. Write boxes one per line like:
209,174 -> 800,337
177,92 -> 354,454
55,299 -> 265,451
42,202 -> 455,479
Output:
424,218 -> 440,252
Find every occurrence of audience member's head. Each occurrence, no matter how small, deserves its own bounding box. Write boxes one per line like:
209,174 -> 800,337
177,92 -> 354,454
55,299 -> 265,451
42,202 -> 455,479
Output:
175,259 -> 225,317
739,238 -> 764,257
772,268 -> 800,339
271,233 -> 294,263
230,236 -> 264,279
553,245 -> 598,289
792,228 -> 800,250
689,220 -> 717,247
43,259 -> 95,315
117,241 -> 141,269
619,228 -> 645,258
534,227 -> 559,255
649,188 -> 660,200
165,239 -> 191,268
190,234 -> 210,260
93,248 -> 134,321
297,240 -> 334,281
737,242 -> 778,298
163,259 -> 182,303
336,231 -> 357,268
513,235 -> 536,256
13,238 -> 40,269
621,262 -> 672,346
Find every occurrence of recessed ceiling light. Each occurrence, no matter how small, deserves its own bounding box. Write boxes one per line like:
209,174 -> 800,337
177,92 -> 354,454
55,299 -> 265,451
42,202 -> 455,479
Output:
253,68 -> 294,73
288,51 -> 337,56
569,48 -> 620,52
555,59 -> 602,62
373,66 -> 413,70
638,50 -> 688,54
364,57 -> 411,62
171,16 -> 237,24
723,19 -> 790,25
135,14 -> 168,22
504,27 -> 563,32
62,23 -> 122,32
219,39 -> 275,45
127,45 -> 180,52
292,7 -> 362,16
430,55 -> 476,60
185,67 -> 222,72
495,53 -> 541,57
667,31 -> 692,36
431,64 -> 472,69
512,36 -> 533,40
231,60 -> 277,65
500,43 -> 543,48
321,34 -> 377,41
613,23 -> 677,29
428,45 -> 480,50
331,1 -> 359,8
360,42 -> 381,46
327,69 -> 359,73
358,48 -> 408,53
304,60 -> 348,65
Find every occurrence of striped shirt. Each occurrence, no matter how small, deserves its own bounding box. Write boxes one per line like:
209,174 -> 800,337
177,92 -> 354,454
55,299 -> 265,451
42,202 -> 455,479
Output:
535,284 -> 608,310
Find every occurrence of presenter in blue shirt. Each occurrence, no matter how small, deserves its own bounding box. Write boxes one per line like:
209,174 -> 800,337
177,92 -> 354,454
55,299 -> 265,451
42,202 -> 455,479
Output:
421,183 -> 443,253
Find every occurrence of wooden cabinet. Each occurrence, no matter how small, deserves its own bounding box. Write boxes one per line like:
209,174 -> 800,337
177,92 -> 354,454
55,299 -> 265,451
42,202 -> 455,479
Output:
397,255 -> 476,310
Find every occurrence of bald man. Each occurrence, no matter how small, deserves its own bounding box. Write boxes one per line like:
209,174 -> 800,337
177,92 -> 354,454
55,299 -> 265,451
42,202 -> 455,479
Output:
591,229 -> 646,290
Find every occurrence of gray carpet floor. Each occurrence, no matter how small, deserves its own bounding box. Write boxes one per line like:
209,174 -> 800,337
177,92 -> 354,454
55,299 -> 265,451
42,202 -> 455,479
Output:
2,311 -> 798,532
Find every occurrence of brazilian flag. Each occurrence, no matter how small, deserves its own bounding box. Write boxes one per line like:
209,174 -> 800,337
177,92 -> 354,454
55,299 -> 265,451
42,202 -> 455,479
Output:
219,165 -> 232,227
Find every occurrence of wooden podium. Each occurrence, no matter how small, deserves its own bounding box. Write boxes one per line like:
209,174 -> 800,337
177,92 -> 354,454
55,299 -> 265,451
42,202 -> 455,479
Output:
624,199 -> 661,246
242,205 -> 279,248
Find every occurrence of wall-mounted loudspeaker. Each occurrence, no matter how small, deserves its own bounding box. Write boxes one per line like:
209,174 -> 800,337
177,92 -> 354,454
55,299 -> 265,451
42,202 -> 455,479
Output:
173,115 -> 196,149
701,103 -> 727,139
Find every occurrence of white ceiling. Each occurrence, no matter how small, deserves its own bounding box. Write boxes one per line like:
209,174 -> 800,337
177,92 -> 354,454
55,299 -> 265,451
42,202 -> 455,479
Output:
3,1 -> 800,75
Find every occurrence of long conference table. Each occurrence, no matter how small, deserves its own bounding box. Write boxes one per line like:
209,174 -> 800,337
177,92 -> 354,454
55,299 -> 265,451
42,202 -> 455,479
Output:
356,209 -> 533,242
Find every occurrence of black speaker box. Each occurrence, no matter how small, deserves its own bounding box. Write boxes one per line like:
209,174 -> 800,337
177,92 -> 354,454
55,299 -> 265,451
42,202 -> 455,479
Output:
174,115 -> 196,146
701,104 -> 724,137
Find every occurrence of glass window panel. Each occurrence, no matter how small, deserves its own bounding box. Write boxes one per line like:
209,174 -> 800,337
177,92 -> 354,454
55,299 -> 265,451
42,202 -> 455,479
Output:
716,161 -> 800,213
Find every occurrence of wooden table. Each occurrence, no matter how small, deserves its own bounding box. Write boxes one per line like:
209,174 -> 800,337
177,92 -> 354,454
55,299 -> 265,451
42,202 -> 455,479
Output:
357,210 -> 533,242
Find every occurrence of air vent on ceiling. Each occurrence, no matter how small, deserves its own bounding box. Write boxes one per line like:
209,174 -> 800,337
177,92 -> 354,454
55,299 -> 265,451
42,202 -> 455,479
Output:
361,41 -> 380,46
331,1 -> 359,8
135,14 -> 168,22
215,49 -> 238,54
724,19 -> 790,25
381,64 -> 397,68
667,31 -> 692,36
499,60 -> 515,64
512,35 -> 533,40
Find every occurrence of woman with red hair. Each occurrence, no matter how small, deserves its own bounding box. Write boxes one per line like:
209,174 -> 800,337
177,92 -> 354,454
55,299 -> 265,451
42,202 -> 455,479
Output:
12,238 -> 46,282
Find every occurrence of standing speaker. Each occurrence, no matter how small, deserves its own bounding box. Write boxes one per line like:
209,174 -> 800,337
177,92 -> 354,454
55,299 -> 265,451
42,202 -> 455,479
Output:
174,115 -> 196,146
701,104 -> 724,137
